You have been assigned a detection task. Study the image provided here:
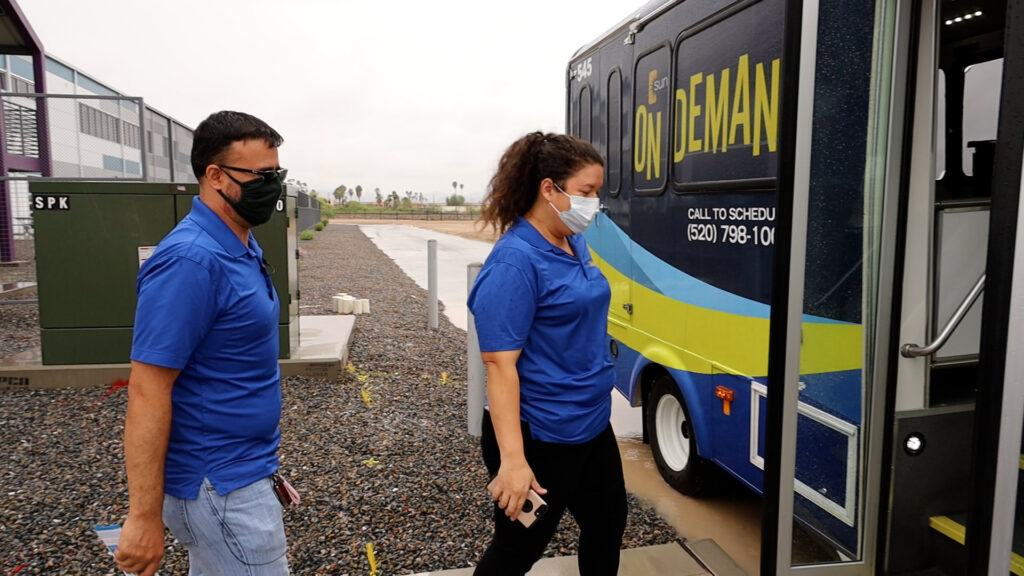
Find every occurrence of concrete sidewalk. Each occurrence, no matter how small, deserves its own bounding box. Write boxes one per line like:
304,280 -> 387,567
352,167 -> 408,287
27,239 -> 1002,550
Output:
407,543 -> 705,576
406,540 -> 749,575
359,223 -> 493,331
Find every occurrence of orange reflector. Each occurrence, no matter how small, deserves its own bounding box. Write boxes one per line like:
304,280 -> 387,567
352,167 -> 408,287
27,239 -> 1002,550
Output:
715,385 -> 735,415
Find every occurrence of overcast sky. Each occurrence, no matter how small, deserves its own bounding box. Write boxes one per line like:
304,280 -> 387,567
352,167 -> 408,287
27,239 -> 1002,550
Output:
17,0 -> 635,203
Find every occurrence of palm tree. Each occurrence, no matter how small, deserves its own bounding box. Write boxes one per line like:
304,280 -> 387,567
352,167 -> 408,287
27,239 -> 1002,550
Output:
355,185 -> 363,200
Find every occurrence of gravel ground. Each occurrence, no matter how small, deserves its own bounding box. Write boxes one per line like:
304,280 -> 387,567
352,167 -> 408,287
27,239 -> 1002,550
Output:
0,224 -> 678,575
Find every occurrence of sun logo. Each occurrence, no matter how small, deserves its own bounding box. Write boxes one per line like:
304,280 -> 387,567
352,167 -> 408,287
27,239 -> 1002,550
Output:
649,69 -> 659,105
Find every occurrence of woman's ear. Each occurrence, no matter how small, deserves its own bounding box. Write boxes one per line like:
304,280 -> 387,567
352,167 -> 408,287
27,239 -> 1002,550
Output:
538,178 -> 556,202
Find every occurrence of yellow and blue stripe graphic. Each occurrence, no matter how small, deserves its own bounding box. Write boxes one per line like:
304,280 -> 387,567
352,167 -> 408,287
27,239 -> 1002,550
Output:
585,212 -> 862,383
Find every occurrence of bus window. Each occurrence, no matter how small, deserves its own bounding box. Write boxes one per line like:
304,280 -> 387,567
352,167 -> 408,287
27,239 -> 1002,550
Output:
672,0 -> 782,189
962,58 -> 1002,177
579,85 -> 592,144
633,45 -> 670,194
608,69 -> 622,195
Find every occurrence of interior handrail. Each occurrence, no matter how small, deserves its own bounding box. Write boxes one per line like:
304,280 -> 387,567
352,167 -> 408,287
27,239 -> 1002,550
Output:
900,273 -> 986,358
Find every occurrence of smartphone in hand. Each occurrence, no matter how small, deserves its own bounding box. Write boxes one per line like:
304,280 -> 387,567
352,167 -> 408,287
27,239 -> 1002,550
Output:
517,488 -> 549,528
487,480 -> 549,528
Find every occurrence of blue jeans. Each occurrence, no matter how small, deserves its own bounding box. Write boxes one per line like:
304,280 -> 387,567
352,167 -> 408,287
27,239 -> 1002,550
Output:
163,477 -> 289,575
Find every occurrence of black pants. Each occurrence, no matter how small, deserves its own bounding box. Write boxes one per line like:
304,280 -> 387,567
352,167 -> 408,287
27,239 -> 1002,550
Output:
473,410 -> 627,576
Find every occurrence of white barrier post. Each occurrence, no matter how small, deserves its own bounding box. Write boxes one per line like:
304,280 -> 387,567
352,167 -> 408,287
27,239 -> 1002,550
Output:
467,262 -> 485,437
428,239 -> 438,329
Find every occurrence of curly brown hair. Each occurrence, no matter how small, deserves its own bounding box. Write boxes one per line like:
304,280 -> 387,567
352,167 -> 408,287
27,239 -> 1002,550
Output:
480,132 -> 603,235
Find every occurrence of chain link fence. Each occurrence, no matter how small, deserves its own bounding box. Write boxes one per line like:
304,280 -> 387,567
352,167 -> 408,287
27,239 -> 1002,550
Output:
296,191 -> 323,232
333,211 -> 479,221
1,93 -> 147,182
1,93 -> 199,263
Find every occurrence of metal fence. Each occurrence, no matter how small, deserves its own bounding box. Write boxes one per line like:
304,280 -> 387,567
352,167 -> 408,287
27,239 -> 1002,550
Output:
1,93 -> 152,182
0,92 -> 319,263
296,190 -> 322,232
1,94 -> 146,262
0,93 -> 203,263
334,211 -> 479,221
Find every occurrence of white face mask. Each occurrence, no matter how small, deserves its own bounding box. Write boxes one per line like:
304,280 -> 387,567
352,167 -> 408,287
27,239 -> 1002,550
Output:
549,182 -> 600,234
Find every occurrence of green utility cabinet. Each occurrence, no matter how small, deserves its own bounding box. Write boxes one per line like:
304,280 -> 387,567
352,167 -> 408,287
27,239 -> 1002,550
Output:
32,181 -> 299,365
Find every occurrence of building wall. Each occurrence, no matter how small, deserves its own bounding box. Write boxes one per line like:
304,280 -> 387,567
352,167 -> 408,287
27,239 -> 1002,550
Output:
1,53 -> 196,236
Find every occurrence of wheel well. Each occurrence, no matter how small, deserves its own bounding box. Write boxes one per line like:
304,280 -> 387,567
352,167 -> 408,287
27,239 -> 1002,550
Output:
639,364 -> 673,444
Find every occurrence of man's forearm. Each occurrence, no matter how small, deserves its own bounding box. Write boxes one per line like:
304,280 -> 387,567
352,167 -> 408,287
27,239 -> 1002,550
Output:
123,363 -> 175,519
117,361 -> 177,575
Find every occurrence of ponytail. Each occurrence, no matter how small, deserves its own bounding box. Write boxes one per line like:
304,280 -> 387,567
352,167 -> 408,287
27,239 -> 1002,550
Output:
480,132 -> 603,234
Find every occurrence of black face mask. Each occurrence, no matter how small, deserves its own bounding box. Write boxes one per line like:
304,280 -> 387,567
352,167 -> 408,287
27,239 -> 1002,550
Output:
216,170 -> 284,227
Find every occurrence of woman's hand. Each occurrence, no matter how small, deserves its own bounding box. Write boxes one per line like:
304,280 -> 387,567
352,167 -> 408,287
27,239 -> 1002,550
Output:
487,458 -> 546,521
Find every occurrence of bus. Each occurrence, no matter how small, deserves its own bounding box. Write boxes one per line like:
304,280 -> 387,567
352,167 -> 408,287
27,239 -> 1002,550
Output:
568,0 -> 1023,572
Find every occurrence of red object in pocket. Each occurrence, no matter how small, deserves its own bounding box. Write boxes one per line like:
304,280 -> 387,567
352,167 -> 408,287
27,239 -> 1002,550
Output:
271,473 -> 300,507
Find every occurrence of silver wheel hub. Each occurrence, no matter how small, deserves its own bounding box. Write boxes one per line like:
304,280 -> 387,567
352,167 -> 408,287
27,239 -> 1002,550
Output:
655,393 -> 691,472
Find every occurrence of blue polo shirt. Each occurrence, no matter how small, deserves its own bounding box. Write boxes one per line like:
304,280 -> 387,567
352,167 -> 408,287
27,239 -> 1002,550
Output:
468,217 -> 614,444
131,196 -> 281,499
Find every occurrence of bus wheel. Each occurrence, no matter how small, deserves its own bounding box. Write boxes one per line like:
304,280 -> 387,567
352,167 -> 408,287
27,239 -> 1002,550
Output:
648,375 -> 705,495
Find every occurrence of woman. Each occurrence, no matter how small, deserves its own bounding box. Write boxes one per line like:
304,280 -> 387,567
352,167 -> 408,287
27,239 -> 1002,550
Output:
467,132 -> 627,576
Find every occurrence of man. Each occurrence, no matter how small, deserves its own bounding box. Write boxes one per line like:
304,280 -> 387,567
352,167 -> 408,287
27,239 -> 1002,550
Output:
116,111 -> 291,576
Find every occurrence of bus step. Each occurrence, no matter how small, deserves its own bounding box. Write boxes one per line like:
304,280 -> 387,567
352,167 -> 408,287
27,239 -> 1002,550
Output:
683,539 -> 748,575
928,514 -> 1024,575
928,514 -> 968,574
929,514 -> 966,545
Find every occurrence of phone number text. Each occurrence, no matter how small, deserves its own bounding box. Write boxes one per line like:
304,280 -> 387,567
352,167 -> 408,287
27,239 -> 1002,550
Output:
687,223 -> 775,246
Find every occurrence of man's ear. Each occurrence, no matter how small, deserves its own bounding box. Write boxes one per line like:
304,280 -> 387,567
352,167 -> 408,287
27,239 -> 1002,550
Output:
205,164 -> 223,188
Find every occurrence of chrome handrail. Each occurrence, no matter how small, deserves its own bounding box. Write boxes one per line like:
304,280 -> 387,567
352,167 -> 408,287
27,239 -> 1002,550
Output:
901,273 -> 986,358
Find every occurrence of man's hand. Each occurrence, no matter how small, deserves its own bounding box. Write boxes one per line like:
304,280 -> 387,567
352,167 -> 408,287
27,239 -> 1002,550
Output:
115,514 -> 164,576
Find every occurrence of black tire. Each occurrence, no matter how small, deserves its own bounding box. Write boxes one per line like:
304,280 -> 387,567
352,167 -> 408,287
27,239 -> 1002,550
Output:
647,374 -> 706,495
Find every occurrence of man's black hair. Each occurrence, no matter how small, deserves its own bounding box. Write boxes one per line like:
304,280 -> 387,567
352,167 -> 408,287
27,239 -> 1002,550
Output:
190,111 -> 284,180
